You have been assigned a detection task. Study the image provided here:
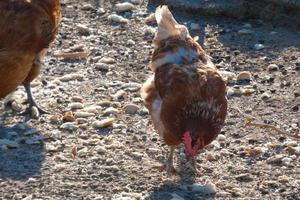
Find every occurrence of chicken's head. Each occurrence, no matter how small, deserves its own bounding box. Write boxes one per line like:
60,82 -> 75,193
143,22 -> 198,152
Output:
182,131 -> 204,161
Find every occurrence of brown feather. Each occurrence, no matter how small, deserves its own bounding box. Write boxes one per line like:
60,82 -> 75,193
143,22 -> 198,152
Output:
0,0 -> 60,98
141,6 -> 227,161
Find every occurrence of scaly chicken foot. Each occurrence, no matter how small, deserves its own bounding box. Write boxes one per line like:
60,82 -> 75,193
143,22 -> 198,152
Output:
20,83 -> 49,117
165,146 -> 178,176
186,157 -> 201,175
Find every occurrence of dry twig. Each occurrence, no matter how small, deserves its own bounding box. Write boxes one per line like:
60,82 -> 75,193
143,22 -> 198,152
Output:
53,51 -> 90,59
231,106 -> 300,141
71,143 -> 78,158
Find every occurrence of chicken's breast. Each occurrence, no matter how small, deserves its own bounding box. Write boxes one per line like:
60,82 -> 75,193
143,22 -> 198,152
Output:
153,62 -> 227,146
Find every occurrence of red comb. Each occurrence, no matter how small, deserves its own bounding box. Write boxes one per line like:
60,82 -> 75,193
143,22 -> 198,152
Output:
183,131 -> 193,155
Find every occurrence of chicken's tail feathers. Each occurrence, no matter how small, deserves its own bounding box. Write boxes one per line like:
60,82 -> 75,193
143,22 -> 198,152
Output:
154,5 -> 190,45
155,5 -> 177,27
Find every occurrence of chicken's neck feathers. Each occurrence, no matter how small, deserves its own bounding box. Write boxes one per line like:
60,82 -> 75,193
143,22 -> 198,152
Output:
151,47 -> 200,71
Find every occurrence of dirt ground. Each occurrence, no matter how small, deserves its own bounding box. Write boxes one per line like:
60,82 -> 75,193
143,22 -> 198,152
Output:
0,0 -> 299,199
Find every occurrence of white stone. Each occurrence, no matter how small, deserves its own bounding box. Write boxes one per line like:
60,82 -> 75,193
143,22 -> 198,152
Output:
115,2 -> 135,12
254,43 -> 265,50
92,118 -> 114,128
108,14 -> 129,24
69,102 -> 84,110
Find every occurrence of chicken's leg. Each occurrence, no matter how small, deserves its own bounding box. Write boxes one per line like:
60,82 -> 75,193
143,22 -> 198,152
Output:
186,157 -> 200,175
187,157 -> 196,170
20,83 -> 48,117
166,146 -> 177,176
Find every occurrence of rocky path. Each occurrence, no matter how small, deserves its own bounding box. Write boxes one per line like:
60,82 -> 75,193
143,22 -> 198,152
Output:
0,0 -> 299,199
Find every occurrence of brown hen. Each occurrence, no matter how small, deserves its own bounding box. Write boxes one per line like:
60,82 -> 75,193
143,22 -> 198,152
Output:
141,6 -> 227,176
0,0 -> 61,116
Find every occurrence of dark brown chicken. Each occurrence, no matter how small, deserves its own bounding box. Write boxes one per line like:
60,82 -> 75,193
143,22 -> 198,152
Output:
0,0 -> 61,116
141,6 -> 227,175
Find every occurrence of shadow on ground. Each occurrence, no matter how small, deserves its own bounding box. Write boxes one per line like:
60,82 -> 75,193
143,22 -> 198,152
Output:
147,3 -> 300,59
0,120 -> 45,181
148,154 -> 215,200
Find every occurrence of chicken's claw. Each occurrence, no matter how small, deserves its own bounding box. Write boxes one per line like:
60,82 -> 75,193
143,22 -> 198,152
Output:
186,158 -> 201,175
20,83 -> 49,119
19,104 -> 48,117
166,163 -> 179,177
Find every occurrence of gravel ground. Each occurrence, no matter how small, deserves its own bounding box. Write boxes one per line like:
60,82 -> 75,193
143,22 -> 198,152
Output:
0,0 -> 299,199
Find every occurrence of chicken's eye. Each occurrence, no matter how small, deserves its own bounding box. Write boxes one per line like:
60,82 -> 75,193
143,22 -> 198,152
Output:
41,20 -> 49,26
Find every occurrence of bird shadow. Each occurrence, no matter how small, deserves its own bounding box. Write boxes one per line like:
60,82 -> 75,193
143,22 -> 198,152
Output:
0,119 -> 45,181
148,149 -> 216,200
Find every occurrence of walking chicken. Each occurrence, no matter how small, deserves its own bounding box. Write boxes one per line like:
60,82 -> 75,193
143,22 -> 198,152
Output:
141,6 -> 227,175
0,0 -> 61,116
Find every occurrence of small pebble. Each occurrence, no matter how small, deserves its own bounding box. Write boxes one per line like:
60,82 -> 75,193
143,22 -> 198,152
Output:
76,118 -> 88,124
206,153 -> 217,161
124,103 -> 139,114
24,128 -> 38,136
112,90 -> 126,99
92,118 -> 114,129
98,101 -> 111,107
60,122 -> 77,131
63,111 -> 75,122
216,134 -> 226,141
236,71 -> 252,82
97,8 -> 106,15
95,63 -> 109,72
60,74 -> 84,82
254,43 -> 265,50
99,57 -> 115,64
81,4 -> 93,11
77,24 -> 90,35
115,2 -> 135,12
242,88 -> 255,95
54,164 -> 67,172
95,146 -> 107,154
11,101 -> 23,112
74,111 -> 95,118
25,138 -> 40,145
82,106 -> 100,113
127,39 -> 135,46
291,123 -> 298,130
243,23 -> 252,28
261,92 -> 271,100
235,173 -> 254,182
226,88 -> 235,96
130,0 -> 142,4
238,29 -> 254,35
267,64 -> 279,71
170,193 -> 185,200
103,107 -> 119,115
0,139 -> 19,148
69,102 -> 84,110
50,114 -> 62,124
46,144 -> 60,152
5,131 -> 18,137
218,71 -> 236,82
190,23 -> 200,30
191,182 -> 217,194
282,157 -> 292,165
30,106 -> 40,119
148,148 -> 160,154
267,155 -> 283,164
71,96 -> 84,103
108,14 -> 129,24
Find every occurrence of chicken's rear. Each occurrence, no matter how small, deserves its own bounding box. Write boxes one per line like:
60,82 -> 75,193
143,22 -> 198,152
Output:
0,0 -> 61,116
